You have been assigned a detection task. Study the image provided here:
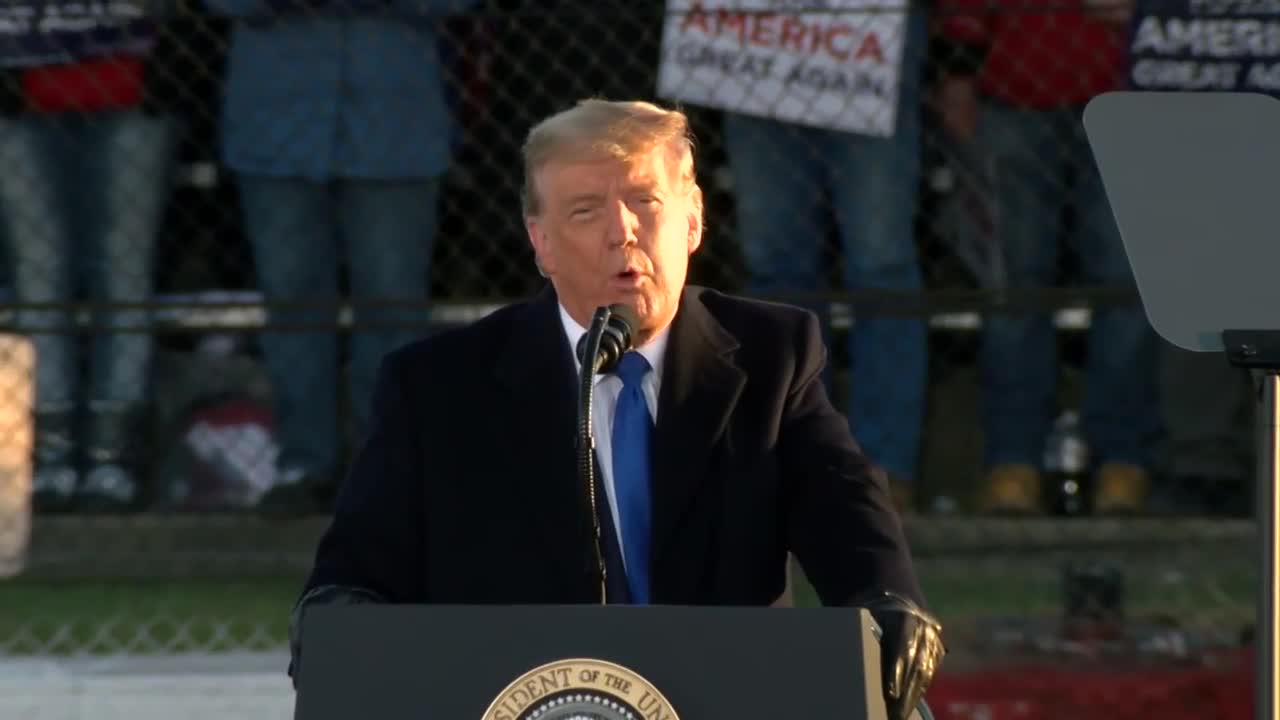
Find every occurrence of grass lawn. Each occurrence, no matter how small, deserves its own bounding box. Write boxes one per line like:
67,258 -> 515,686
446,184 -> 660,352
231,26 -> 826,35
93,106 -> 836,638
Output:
0,565 -> 1256,657
0,577 -> 301,655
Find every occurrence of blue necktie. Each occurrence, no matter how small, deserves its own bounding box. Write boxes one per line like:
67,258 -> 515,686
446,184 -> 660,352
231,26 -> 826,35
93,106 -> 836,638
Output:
612,351 -> 653,604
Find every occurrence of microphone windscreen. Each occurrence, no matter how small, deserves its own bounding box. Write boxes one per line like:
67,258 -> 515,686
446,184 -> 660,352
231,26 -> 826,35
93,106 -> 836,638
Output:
606,304 -> 639,342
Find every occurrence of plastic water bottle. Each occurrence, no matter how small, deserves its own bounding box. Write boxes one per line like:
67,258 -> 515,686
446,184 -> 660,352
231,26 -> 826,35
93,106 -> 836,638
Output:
1045,411 -> 1090,516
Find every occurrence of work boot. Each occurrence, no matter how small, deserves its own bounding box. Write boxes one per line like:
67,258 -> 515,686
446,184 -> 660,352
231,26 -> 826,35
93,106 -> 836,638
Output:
1093,462 -> 1149,515
976,463 -> 1043,514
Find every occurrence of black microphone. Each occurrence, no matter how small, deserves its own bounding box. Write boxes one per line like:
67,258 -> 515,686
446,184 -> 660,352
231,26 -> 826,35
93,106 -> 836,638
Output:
573,303 -> 639,604
575,303 -> 639,374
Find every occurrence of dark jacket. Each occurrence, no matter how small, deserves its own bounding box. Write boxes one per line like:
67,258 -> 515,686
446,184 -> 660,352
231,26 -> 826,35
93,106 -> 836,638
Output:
297,284 -> 923,615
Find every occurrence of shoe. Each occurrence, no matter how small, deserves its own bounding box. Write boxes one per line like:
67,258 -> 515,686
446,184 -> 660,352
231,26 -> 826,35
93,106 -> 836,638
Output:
976,463 -> 1043,514
78,463 -> 139,513
31,464 -> 78,513
31,407 -> 77,513
1093,462 -> 1149,515
80,405 -> 145,513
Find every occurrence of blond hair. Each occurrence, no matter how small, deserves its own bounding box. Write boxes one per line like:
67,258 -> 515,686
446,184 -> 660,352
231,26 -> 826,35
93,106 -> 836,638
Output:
520,99 -> 700,217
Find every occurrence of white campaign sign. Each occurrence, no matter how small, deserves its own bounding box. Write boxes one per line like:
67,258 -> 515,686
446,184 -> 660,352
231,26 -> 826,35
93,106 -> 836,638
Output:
657,0 -> 908,137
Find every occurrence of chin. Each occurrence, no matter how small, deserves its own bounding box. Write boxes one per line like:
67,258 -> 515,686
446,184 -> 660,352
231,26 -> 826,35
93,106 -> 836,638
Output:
629,296 -> 658,320
605,293 -> 645,314
633,300 -> 672,333
604,290 -> 667,331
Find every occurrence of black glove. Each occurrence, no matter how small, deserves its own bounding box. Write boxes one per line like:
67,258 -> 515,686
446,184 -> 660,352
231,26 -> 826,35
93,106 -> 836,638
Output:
855,591 -> 946,720
287,584 -> 385,688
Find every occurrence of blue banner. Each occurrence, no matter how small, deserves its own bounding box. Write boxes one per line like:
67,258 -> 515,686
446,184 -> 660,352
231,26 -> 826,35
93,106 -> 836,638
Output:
0,1 -> 155,68
1127,0 -> 1280,94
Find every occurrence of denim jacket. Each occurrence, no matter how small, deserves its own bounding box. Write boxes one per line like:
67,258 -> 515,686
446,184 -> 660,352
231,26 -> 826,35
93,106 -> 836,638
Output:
204,0 -> 474,180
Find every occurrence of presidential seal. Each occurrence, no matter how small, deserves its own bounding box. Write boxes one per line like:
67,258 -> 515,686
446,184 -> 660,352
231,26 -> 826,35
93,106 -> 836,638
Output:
482,658 -> 679,720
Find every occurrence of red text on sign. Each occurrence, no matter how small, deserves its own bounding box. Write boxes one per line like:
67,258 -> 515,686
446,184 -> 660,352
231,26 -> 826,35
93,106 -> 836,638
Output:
679,1 -> 887,64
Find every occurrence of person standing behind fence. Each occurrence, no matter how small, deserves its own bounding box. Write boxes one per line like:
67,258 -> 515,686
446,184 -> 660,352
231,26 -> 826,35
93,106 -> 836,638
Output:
0,1 -> 181,513
1154,346 -> 1253,517
205,0 -> 474,513
935,0 -> 1159,514
717,6 -> 931,512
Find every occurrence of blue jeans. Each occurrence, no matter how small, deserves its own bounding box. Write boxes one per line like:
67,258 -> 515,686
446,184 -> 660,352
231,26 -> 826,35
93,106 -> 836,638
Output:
0,112 -> 177,424
721,11 -> 928,483
237,176 -> 438,481
976,104 -> 1158,468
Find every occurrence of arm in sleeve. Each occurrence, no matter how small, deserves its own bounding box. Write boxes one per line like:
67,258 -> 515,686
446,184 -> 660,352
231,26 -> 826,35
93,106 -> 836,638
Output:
287,350 -> 428,684
779,311 -> 925,609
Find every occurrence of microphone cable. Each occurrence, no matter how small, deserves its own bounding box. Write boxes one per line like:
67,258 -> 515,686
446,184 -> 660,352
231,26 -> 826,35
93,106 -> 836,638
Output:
577,307 -> 613,605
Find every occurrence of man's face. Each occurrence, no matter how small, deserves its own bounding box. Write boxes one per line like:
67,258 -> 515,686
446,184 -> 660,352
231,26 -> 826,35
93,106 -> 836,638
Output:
526,144 -> 703,344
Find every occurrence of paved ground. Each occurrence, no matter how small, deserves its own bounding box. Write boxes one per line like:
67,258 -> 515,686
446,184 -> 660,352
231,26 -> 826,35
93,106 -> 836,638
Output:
0,652 -> 294,720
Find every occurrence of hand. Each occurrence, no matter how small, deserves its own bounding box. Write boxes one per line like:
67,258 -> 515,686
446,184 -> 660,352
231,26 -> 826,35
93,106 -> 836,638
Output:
287,585 -> 385,688
936,74 -> 980,143
856,591 -> 947,720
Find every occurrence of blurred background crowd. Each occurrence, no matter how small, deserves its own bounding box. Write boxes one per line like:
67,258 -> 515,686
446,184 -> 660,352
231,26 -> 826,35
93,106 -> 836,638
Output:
0,6 -> 1267,717
0,0 -> 1256,523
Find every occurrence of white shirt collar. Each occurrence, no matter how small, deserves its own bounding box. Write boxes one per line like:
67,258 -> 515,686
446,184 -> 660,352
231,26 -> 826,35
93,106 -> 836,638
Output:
559,303 -> 669,386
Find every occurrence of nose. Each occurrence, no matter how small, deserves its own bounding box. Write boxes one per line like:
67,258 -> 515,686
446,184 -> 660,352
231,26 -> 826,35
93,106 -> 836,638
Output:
604,198 -> 640,248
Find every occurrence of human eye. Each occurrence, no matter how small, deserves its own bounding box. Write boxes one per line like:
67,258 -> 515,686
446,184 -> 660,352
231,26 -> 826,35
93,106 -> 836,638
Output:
632,194 -> 663,210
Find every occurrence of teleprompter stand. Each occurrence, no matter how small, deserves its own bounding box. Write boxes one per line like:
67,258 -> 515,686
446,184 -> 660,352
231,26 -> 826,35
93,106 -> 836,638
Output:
1084,90 -> 1280,720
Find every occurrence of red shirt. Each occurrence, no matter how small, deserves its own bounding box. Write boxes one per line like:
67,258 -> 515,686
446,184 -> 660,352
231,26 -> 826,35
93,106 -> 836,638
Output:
22,55 -> 144,113
939,0 -> 1129,108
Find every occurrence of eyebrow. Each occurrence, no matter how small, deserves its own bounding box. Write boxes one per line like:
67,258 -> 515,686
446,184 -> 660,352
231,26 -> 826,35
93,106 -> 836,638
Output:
566,193 -> 604,206
565,184 -> 665,208
626,183 -> 663,195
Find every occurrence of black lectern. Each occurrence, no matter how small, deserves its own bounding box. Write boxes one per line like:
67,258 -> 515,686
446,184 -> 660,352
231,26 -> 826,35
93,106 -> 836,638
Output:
294,604 -> 899,719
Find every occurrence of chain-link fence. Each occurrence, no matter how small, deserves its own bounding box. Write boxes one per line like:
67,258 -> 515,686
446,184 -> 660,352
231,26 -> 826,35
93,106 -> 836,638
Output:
0,1 -> 1265,718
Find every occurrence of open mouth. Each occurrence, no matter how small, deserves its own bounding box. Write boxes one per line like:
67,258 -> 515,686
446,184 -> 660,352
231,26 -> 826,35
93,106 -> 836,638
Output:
616,269 -> 642,281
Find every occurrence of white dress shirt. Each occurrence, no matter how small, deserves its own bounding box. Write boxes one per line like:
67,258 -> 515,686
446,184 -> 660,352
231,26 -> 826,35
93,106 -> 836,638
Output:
559,303 -> 669,569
